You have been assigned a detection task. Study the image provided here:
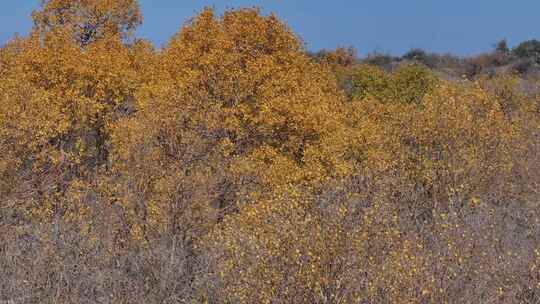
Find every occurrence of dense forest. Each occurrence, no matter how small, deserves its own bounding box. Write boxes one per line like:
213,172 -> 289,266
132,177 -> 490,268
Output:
0,1 -> 539,303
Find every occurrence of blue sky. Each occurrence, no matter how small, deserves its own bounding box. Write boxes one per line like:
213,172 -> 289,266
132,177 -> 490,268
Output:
1,1 -> 540,56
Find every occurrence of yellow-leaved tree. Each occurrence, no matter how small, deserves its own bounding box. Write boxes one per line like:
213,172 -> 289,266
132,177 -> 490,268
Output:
0,1 -> 145,301
111,7 -> 349,240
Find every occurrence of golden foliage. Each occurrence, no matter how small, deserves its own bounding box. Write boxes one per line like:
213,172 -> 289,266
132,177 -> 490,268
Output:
32,0 -> 142,45
1,3 -> 539,303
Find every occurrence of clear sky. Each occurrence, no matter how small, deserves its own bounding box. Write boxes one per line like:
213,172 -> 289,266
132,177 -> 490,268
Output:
1,1 -> 540,56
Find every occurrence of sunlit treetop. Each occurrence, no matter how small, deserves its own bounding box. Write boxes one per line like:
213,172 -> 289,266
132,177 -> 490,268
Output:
32,0 -> 142,45
138,8 -> 348,188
